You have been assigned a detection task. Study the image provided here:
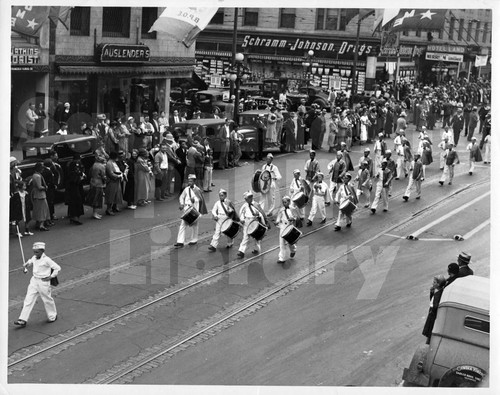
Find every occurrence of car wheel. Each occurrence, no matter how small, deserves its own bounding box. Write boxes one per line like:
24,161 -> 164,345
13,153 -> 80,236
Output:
244,142 -> 257,160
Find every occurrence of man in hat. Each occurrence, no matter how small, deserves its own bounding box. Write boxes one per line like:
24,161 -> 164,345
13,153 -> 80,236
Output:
393,130 -> 406,179
467,106 -> 479,141
359,147 -> 374,178
327,151 -> 346,199
61,102 -> 71,126
307,172 -> 329,226
153,143 -> 169,201
439,144 -> 460,186
289,169 -> 309,227
237,191 -> 266,258
304,150 -> 320,183
218,118 -> 232,170
208,189 -> 238,251
275,196 -> 298,264
260,153 -> 282,217
370,159 -> 392,214
355,161 -> 371,208
162,133 -> 181,197
457,252 -> 473,277
403,152 -> 423,202
174,174 -> 208,248
373,133 -> 387,170
466,137 -> 482,175
25,102 -> 38,139
450,108 -> 465,147
334,173 -> 358,231
140,115 -> 154,150
14,242 -> 61,327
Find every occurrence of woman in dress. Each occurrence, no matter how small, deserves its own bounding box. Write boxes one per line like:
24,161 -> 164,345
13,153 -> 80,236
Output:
86,155 -> 107,219
359,109 -> 371,145
123,149 -> 138,209
422,275 -> 446,344
104,151 -> 124,215
328,114 -> 338,153
266,107 -> 277,143
65,156 -> 86,225
296,113 -> 305,150
135,148 -> 153,206
30,162 -> 51,231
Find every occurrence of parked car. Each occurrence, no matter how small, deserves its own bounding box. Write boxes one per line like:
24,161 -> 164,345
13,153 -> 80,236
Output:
402,276 -> 489,387
19,134 -> 98,193
171,118 -> 226,163
191,89 -> 231,115
237,109 -> 290,159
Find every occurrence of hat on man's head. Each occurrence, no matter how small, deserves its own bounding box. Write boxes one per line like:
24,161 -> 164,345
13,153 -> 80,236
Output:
188,174 -> 196,180
458,252 -> 471,265
243,191 -> 253,199
400,111 -> 406,117
64,102 -> 70,108
127,116 -> 134,121
267,153 -> 274,159
219,188 -> 227,195
10,156 -> 18,164
165,133 -> 174,142
33,242 -> 45,250
364,147 -> 371,153
378,132 -> 384,137
282,195 -> 291,202
309,150 -> 316,154
316,172 -> 324,178
97,113 -> 106,120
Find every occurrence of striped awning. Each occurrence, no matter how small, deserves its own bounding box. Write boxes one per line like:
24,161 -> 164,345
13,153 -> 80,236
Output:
246,53 -> 366,66
195,50 -> 232,57
58,65 -> 194,77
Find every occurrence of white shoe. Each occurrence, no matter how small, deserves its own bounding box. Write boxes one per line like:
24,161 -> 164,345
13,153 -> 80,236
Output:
128,205 -> 137,210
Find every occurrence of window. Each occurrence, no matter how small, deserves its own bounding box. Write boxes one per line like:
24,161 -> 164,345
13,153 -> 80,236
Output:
415,29 -> 421,37
70,7 -> 90,36
482,22 -> 489,43
141,8 -> 157,39
280,8 -> 295,29
102,7 -> 131,37
467,21 -> 473,41
475,21 -> 481,41
458,18 -> 464,41
210,9 -> 224,25
316,9 -> 352,31
402,30 -> 409,36
464,316 -> 490,334
448,17 -> 455,40
438,29 -> 443,39
243,8 -> 258,26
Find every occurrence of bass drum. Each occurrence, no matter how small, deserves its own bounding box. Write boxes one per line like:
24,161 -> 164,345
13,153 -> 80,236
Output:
252,170 -> 262,193
292,191 -> 308,209
181,206 -> 200,225
221,219 -> 241,239
282,224 -> 301,245
247,219 -> 267,241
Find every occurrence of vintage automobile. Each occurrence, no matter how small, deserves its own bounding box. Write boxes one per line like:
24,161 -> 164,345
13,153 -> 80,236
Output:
19,134 -> 98,192
171,118 -> 226,164
191,89 -> 231,115
237,109 -> 290,159
402,276 -> 489,387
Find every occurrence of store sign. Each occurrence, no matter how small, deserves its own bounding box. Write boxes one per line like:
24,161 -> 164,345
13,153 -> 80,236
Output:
99,44 -> 150,63
427,44 -> 465,54
379,45 -> 425,58
11,46 -> 40,65
241,35 -> 374,56
426,52 -> 463,62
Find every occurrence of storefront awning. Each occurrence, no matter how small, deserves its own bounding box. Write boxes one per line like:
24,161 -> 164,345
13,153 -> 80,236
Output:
246,53 -> 365,67
59,65 -> 194,78
195,50 -> 232,58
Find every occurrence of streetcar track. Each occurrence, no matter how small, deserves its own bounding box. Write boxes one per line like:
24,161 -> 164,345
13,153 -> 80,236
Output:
7,175 -> 487,376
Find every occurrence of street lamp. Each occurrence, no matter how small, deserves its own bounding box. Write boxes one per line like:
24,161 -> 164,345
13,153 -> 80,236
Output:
226,52 -> 251,120
301,50 -> 316,87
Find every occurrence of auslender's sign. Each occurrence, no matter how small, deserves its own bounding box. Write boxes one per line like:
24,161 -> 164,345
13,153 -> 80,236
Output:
99,44 -> 150,63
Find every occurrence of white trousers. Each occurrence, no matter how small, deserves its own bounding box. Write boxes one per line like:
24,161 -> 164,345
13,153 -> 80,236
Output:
357,186 -> 371,206
278,229 -> 297,261
308,195 -> 326,221
469,158 -> 475,173
238,223 -> 262,254
404,177 -> 421,198
19,276 -> 57,321
395,155 -> 404,178
210,217 -> 233,248
290,202 -> 305,219
177,219 -> 199,244
439,152 -> 446,169
328,181 -> 341,203
335,210 -> 352,227
203,167 -> 213,191
440,165 -> 455,183
371,183 -> 389,211
260,181 -> 279,215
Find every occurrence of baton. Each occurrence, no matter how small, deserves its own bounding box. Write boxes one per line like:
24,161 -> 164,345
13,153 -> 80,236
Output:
16,224 -> 27,273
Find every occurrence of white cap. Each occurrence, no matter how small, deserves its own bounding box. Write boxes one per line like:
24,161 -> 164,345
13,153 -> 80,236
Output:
188,174 -> 196,180
267,153 -> 274,159
33,242 -> 46,250
219,188 -> 227,194
243,191 -> 253,199
293,169 -> 300,175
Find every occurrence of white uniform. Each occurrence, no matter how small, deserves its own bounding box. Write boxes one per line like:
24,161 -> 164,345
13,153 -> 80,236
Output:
438,140 -> 448,170
308,181 -> 329,222
177,186 -> 201,244
289,177 -> 306,219
210,199 -> 235,248
260,163 -> 282,216
19,253 -> 61,322
393,135 -> 404,179
276,207 -> 297,261
335,183 -> 356,227
373,140 -> 385,169
238,202 -> 264,254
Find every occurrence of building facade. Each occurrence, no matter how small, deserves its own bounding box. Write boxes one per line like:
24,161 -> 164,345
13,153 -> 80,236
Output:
195,8 -> 492,92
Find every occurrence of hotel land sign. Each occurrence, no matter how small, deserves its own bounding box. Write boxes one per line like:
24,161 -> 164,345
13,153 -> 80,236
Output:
425,43 -> 465,63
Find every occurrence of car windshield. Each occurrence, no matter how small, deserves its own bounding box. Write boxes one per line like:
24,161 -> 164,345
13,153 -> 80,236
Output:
239,115 -> 262,127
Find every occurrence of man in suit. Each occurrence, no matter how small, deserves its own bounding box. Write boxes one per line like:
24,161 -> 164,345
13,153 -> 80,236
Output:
175,139 -> 188,193
170,110 -> 182,126
218,118 -> 231,170
150,111 -> 161,148
457,252 -> 473,277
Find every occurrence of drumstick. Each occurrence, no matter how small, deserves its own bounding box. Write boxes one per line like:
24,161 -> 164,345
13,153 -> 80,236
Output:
16,224 -> 27,273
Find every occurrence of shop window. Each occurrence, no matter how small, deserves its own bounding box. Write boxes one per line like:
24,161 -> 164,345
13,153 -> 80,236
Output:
211,9 -> 224,25
102,7 -> 131,38
280,8 -> 295,29
458,18 -> 464,41
475,21 -> 481,42
482,22 -> 489,43
448,17 -> 455,40
141,8 -> 157,39
243,8 -> 258,26
70,7 -> 90,36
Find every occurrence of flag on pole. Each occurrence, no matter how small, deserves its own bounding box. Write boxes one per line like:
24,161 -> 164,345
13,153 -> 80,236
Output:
372,9 -> 400,34
11,6 -> 51,37
383,9 -> 447,32
475,55 -> 488,67
49,6 -> 73,30
149,7 -> 219,48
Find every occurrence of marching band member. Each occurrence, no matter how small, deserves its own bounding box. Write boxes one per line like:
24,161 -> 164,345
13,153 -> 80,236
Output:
306,172 -> 329,226
403,152 -> 424,201
237,191 -> 267,259
327,150 -> 346,201
174,174 -> 207,248
358,147 -> 374,178
334,173 -> 358,231
393,130 -> 405,179
260,153 -> 282,217
370,159 -> 393,214
355,161 -> 372,208
304,150 -> 320,182
373,132 -> 387,169
209,189 -> 237,251
438,136 -> 450,171
289,169 -> 309,226
275,196 -> 297,264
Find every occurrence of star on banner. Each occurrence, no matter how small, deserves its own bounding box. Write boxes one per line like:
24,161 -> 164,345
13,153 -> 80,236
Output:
26,18 -> 39,30
420,10 -> 436,20
393,10 -> 415,27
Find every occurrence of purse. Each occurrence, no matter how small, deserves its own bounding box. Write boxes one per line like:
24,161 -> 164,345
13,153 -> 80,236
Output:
50,269 -> 59,286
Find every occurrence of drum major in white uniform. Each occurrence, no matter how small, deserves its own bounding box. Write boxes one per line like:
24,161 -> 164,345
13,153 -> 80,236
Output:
275,196 -> 300,264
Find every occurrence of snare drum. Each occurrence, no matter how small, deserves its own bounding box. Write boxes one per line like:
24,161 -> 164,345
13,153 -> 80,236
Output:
339,199 -> 357,216
259,170 -> 271,194
292,191 -> 308,209
282,224 -> 301,245
247,219 -> 267,240
252,170 -> 262,193
221,219 -> 241,239
181,206 -> 200,225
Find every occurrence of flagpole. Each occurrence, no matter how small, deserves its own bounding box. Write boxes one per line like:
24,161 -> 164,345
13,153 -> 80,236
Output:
230,8 -> 238,98
395,31 -> 401,100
